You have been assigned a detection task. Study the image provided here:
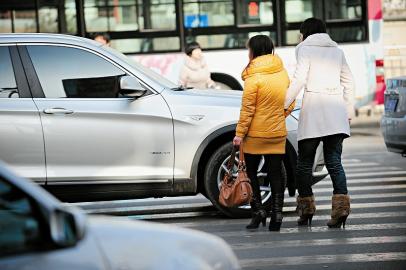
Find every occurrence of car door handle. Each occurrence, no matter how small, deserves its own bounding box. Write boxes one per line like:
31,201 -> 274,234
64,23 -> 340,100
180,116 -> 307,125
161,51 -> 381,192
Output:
43,108 -> 74,115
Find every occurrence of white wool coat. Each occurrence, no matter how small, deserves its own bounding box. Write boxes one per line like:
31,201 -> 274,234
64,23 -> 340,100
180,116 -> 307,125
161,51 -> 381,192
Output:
284,33 -> 355,141
179,56 -> 214,89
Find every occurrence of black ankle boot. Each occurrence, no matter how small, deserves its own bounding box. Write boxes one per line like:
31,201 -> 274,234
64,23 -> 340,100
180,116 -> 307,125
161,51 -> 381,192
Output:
246,198 -> 266,229
269,193 -> 284,231
246,209 -> 267,229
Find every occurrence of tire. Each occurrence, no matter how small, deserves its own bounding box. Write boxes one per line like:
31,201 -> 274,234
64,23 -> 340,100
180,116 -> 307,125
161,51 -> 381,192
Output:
204,142 -> 287,218
210,73 -> 243,91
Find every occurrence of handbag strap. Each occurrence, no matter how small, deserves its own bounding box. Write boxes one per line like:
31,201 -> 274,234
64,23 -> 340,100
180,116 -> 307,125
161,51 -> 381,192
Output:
226,145 -> 237,172
239,142 -> 245,163
226,142 -> 245,174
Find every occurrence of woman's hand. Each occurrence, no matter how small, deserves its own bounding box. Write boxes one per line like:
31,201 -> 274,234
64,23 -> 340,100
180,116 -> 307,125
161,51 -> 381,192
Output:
233,136 -> 243,146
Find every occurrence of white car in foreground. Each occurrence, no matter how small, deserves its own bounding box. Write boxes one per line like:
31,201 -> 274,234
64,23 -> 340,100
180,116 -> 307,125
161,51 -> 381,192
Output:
0,162 -> 240,270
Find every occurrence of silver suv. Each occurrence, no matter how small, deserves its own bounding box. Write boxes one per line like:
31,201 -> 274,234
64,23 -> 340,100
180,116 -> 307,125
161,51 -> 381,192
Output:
0,34 -> 327,217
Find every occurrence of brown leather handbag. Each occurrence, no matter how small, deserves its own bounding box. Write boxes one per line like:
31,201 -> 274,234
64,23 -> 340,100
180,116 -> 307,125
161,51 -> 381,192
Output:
219,142 -> 253,207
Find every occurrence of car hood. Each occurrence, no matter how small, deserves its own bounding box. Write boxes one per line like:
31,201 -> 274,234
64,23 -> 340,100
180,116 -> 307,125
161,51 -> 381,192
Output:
163,88 -> 243,112
184,88 -> 243,98
87,216 -> 240,270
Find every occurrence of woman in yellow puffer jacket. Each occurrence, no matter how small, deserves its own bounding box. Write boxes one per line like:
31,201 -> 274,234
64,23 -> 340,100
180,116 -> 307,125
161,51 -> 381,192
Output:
233,35 -> 295,231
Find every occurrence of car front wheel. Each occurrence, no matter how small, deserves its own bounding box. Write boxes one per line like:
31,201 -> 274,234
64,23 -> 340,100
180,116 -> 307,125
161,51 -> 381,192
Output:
204,142 -> 286,218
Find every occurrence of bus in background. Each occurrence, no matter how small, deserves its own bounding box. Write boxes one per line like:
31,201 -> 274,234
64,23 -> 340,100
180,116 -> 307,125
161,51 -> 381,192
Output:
0,0 -> 385,110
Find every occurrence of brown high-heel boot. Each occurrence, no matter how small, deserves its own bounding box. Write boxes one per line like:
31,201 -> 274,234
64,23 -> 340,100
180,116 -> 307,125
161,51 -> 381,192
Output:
296,196 -> 316,226
327,194 -> 351,228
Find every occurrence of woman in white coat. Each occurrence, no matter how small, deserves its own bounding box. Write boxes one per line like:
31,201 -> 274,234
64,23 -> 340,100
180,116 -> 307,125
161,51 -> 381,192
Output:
179,42 -> 216,89
284,18 -> 355,229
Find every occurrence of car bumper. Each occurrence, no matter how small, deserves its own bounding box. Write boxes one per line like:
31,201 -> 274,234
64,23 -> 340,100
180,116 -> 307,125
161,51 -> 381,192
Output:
381,116 -> 406,154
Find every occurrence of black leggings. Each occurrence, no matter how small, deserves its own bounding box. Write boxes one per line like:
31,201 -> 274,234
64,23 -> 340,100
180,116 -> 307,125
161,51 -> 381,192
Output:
245,154 -> 285,201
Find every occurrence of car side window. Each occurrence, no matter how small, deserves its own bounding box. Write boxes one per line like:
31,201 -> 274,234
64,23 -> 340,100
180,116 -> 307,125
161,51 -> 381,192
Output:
27,45 -> 127,98
0,177 -> 47,257
0,47 -> 19,98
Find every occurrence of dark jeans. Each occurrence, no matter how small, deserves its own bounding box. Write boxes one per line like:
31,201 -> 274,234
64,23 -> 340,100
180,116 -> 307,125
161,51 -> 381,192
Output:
296,134 -> 348,197
245,154 -> 285,202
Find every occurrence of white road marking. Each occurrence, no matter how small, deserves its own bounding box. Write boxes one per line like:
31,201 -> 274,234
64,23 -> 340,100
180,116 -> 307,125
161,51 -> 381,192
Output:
232,235 -> 406,250
215,223 -> 406,238
239,252 -> 406,267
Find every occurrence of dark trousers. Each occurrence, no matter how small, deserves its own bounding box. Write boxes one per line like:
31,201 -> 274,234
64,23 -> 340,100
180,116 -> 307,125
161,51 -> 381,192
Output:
296,134 -> 348,197
245,153 -> 285,202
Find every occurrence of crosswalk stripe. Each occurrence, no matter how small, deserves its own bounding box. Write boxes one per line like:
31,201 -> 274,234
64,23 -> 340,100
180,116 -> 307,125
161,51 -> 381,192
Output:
232,235 -> 406,250
83,202 -> 212,214
342,162 -> 379,168
239,252 -> 406,267
343,151 -> 394,157
310,184 -> 406,193
284,192 -> 406,203
215,223 -> 406,238
344,166 -> 401,173
171,212 -> 406,228
346,171 -> 406,178
283,201 -> 406,213
342,158 -> 361,163
315,176 -> 406,187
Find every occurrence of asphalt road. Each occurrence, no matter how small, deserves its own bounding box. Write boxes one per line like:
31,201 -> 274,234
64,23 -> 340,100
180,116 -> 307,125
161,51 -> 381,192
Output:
74,124 -> 406,269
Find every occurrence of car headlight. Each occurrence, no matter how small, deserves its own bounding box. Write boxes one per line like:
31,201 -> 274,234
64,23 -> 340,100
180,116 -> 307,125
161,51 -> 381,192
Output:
291,109 -> 300,120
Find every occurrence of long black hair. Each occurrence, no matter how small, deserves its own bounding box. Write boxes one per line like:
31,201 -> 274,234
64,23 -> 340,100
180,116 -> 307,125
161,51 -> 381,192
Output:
247,35 -> 274,59
300,17 -> 327,41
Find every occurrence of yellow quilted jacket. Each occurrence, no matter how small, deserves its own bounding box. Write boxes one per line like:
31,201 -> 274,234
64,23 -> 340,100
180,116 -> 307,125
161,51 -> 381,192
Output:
236,54 -> 294,138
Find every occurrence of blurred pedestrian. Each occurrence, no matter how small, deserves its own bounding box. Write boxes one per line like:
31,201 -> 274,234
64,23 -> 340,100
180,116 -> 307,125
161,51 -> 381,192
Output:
233,35 -> 295,231
93,32 -> 110,46
284,18 -> 355,228
179,42 -> 216,89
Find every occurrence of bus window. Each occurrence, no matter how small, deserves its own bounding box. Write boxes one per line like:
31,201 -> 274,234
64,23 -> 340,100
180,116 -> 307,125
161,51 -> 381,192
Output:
84,1 -> 176,32
324,0 -> 363,20
285,0 -> 322,23
286,29 -> 301,45
38,7 -> 59,33
328,25 -> 366,42
194,31 -> 275,49
110,36 -> 180,53
13,10 -> 37,33
137,0 -> 176,30
236,1 -> 274,26
1,0 -> 77,34
85,0 -> 138,32
183,0 -> 234,28
0,11 -> 12,32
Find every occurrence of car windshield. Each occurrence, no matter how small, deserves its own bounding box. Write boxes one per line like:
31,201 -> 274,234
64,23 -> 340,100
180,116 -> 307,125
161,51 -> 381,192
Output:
101,45 -> 177,89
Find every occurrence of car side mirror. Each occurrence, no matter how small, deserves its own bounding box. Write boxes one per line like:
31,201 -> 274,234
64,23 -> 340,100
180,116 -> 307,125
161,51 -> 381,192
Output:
49,207 -> 86,247
119,76 -> 147,98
